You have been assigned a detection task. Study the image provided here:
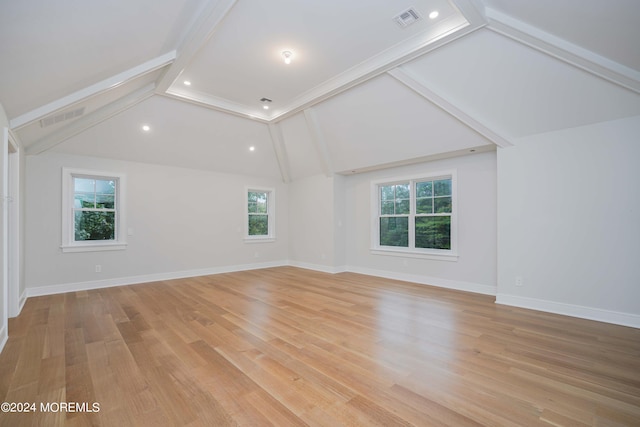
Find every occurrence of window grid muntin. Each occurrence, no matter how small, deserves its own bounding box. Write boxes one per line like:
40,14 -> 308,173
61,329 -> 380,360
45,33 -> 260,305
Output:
72,175 -> 119,242
377,176 -> 453,251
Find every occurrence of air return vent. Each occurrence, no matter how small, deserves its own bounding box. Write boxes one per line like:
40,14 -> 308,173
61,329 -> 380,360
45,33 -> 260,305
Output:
394,8 -> 421,28
39,107 -> 85,128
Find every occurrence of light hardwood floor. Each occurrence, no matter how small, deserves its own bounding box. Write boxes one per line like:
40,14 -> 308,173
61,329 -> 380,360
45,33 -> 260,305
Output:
1,267 -> 639,426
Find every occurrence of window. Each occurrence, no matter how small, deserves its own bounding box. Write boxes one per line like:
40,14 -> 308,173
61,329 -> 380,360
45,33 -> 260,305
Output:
371,170 -> 457,261
61,168 -> 127,252
245,187 -> 275,241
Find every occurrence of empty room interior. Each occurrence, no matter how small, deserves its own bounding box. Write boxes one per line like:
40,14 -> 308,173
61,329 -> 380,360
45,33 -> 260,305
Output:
1,0 -> 639,426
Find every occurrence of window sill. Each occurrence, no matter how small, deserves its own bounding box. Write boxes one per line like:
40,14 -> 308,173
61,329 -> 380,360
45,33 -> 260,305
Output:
61,242 -> 127,253
370,247 -> 458,262
243,237 -> 276,244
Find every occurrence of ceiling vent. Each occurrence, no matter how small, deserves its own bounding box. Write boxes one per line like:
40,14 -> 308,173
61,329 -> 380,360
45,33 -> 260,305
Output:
40,107 -> 85,128
394,8 -> 421,28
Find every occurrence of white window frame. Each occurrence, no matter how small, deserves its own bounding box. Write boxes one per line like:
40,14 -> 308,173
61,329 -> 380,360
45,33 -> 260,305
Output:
61,167 -> 127,253
370,170 -> 458,262
244,186 -> 275,243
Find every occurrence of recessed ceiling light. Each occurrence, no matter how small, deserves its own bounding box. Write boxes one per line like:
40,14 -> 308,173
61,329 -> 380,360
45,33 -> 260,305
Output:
249,146 -> 255,152
142,125 -> 150,132
260,97 -> 272,110
429,10 -> 439,19
282,50 -> 293,65
183,80 -> 191,86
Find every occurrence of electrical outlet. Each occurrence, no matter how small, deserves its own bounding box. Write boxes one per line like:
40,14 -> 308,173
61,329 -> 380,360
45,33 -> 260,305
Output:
515,276 -> 524,287
95,265 -> 102,273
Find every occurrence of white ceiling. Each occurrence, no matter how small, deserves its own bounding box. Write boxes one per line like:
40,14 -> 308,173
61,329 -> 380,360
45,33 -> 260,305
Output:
0,0 -> 638,180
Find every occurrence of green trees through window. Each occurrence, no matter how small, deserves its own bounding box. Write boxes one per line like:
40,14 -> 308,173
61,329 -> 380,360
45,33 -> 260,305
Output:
377,175 -> 453,251
73,177 -> 117,241
247,191 -> 269,236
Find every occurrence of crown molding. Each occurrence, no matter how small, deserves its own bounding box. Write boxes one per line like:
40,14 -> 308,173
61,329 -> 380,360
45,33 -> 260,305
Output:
163,87 -> 270,123
485,8 -> 640,94
10,51 -> 175,130
165,8 -> 486,124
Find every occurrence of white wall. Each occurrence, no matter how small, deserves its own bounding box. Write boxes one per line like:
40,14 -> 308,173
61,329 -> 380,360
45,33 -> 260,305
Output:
25,152 -> 289,294
344,151 -> 498,294
496,116 -> 640,327
288,174 -> 339,272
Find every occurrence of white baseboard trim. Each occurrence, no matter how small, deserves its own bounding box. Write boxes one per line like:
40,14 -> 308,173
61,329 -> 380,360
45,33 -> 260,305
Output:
26,260 -> 289,297
345,265 -> 497,296
288,260 -> 348,274
496,294 -> 640,329
17,290 -> 27,316
0,325 -> 7,354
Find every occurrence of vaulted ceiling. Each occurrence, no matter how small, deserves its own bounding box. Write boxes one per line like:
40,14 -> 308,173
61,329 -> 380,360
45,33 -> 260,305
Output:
1,0 -> 639,180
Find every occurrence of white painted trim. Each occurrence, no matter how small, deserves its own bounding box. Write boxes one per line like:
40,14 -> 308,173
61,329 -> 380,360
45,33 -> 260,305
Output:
496,294 -> 640,329
156,0 -> 239,94
164,12 -> 483,122
370,169 -> 459,256
268,124 -> 291,184
26,83 -> 156,155
485,8 -> 640,94
16,290 -> 26,317
0,325 -> 7,354
6,133 -> 21,318
388,67 -> 512,148
303,109 -> 333,177
244,186 -> 276,241
346,265 -> 496,296
370,248 -> 458,262
268,13 -> 477,122
26,260 -> 288,298
61,168 -> 127,252
162,89 -> 269,122
20,262 -> 639,329
11,52 -> 176,130
288,260 -> 347,275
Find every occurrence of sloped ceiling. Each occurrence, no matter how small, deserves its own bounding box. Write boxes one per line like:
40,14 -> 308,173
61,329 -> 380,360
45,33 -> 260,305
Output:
0,0 -> 638,181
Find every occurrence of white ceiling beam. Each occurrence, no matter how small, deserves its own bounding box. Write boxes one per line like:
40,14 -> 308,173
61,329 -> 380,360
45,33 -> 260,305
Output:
388,67 -> 512,148
26,83 -> 156,155
485,8 -> 640,94
155,0 -> 238,94
303,109 -> 333,177
11,52 -> 175,130
268,123 -> 291,184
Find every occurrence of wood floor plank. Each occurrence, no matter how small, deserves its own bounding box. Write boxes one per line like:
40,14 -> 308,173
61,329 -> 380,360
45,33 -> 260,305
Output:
1,266 -> 639,426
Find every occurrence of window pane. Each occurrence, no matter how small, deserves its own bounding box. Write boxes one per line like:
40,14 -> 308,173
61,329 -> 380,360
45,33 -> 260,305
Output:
74,194 -> 95,209
381,201 -> 395,215
95,179 -> 116,194
434,179 -> 451,196
416,198 -> 433,214
416,181 -> 432,197
74,211 -> 115,241
256,196 -> 267,213
395,184 -> 410,199
96,194 -> 115,209
380,185 -> 395,201
248,215 -> 268,236
395,199 -> 410,215
248,192 -> 258,203
415,216 -> 451,250
380,217 -> 408,247
74,178 -> 94,193
434,196 -> 452,213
